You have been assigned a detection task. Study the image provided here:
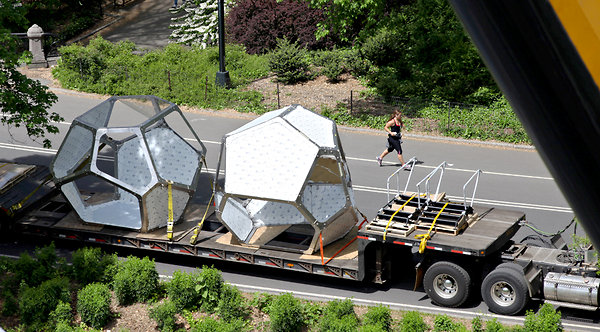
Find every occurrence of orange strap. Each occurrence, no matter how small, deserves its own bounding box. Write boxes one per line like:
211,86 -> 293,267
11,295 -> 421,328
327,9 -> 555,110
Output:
319,232 -> 324,265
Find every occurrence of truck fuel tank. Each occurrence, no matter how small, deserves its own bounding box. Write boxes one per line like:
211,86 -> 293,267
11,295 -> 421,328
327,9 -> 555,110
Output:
544,272 -> 600,307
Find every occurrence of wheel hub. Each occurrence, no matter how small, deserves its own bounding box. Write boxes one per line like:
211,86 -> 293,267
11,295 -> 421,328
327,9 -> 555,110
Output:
491,281 -> 515,307
433,274 -> 458,299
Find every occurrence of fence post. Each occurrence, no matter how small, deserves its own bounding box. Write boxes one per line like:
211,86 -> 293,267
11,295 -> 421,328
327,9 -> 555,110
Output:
277,81 -> 280,108
205,76 -> 208,100
167,70 -> 172,91
27,24 -> 48,68
350,90 -> 353,114
447,102 -> 450,133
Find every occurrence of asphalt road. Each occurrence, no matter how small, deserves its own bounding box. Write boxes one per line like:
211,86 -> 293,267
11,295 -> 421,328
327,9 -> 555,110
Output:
2,91 -> 597,330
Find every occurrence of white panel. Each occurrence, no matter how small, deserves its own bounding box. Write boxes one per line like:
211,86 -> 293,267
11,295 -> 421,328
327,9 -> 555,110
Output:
225,118 -> 318,201
302,184 -> 346,223
53,126 -> 93,178
117,135 -> 154,197
61,182 -> 90,220
221,197 -> 254,241
284,106 -> 335,148
226,106 -> 291,137
145,185 -> 190,231
145,127 -> 200,186
247,199 -> 306,226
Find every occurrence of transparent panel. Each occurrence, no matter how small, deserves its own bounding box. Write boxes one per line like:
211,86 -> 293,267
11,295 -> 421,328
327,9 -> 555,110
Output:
302,183 -> 347,224
77,100 -> 112,128
226,105 -> 291,137
88,188 -> 141,229
116,134 -> 154,191
106,98 -> 156,127
61,182 -> 90,220
53,125 -> 93,179
283,106 -> 335,148
161,111 -> 206,156
145,127 -> 200,186
221,197 -> 254,242
246,199 -> 306,226
308,156 -> 342,183
94,140 -> 117,177
225,119 -> 319,201
144,185 -> 190,231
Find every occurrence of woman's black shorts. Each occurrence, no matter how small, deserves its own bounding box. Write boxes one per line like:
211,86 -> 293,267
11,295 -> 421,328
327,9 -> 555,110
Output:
387,137 -> 402,154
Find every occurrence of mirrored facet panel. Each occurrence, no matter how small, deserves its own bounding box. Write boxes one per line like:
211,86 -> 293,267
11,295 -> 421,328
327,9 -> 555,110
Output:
53,125 -> 94,179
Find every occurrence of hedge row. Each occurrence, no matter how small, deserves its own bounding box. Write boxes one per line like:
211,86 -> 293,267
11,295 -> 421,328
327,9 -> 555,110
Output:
0,244 -> 566,331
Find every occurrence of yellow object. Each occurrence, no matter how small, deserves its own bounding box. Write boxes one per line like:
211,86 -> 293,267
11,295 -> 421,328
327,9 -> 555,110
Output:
416,202 -> 449,253
8,174 -> 52,217
383,194 -> 416,241
167,181 -> 174,240
549,0 -> 600,88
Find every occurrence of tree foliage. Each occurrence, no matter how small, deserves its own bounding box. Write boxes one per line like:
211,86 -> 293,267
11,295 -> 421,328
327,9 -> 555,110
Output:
226,0 -> 337,54
0,0 -> 61,148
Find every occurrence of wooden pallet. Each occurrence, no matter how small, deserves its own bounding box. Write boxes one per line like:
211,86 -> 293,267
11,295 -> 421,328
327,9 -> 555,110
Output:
415,214 -> 469,235
366,218 -> 416,237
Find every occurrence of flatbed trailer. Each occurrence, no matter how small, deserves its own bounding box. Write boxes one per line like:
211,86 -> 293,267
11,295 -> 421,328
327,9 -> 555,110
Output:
1,163 -> 598,316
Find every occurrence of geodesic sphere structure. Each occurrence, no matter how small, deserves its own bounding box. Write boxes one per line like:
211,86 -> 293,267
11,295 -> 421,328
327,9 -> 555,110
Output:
214,105 -> 359,253
50,96 -> 207,232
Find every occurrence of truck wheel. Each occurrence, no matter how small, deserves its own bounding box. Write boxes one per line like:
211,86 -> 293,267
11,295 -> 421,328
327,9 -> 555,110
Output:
423,261 -> 471,307
481,267 -> 530,315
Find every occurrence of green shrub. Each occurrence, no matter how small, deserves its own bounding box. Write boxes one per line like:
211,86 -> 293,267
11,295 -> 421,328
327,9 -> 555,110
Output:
77,283 -> 112,329
249,292 -> 275,313
166,269 -> 202,310
399,311 -> 428,332
362,305 -> 392,331
486,318 -> 508,332
269,38 -> 312,84
361,27 -> 404,67
433,314 -> 466,332
268,293 -> 304,332
71,247 -> 118,285
217,283 -> 248,322
1,291 -> 18,317
0,256 -> 14,274
149,300 -> 178,332
342,48 -> 372,78
197,265 -> 223,312
113,256 -> 159,305
188,316 -> 246,332
12,243 -> 65,288
301,301 -> 323,328
19,277 -> 71,326
315,50 -> 344,82
523,303 -> 562,332
471,316 -> 483,332
50,300 -> 73,326
319,299 -> 358,332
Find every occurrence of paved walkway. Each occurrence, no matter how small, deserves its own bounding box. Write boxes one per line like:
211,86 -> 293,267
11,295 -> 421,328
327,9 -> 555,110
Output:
96,0 -> 180,49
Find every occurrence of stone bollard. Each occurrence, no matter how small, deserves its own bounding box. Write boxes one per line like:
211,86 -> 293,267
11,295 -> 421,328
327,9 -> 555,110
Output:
27,24 -> 48,68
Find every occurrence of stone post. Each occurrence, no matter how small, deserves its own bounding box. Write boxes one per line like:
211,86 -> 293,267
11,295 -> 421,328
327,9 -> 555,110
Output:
27,24 -> 48,68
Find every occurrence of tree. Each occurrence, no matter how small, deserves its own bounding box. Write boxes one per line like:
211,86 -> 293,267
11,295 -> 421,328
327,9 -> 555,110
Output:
0,0 -> 61,148
169,0 -> 221,48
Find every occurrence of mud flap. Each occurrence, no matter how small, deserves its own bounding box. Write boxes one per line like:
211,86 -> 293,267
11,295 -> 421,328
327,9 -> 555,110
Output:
413,261 -> 424,291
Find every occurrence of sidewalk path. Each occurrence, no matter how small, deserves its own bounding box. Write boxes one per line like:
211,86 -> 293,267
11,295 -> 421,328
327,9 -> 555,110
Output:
97,0 -> 179,50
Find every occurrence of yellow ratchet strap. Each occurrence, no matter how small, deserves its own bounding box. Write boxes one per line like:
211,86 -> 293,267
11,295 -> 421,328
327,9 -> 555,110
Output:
383,194 -> 416,241
167,181 -> 174,240
9,174 -> 52,217
416,202 -> 449,254
190,156 -> 213,245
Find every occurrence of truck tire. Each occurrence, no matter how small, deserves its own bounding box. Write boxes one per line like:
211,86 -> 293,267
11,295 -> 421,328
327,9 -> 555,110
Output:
423,261 -> 471,307
495,262 -> 525,275
481,267 -> 530,315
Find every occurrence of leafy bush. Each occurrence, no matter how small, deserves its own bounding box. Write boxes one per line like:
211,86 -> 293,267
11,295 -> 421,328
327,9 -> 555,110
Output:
166,269 -> 202,311
149,300 -> 178,332
268,293 -> 304,332
10,243 -> 65,289
433,314 -> 466,332
19,277 -> 71,326
226,0 -> 337,54
318,299 -> 358,332
71,247 -> 117,285
301,301 -> 323,328
361,27 -> 404,67
471,316 -> 484,332
399,311 -> 428,332
362,305 -> 392,331
77,283 -> 112,329
315,50 -> 344,82
249,292 -> 275,313
50,300 -> 73,327
113,256 -> 159,305
188,316 -> 247,332
486,318 -> 508,332
523,303 -> 562,332
197,266 -> 224,312
1,291 -> 18,317
217,283 -> 248,322
269,38 -> 312,84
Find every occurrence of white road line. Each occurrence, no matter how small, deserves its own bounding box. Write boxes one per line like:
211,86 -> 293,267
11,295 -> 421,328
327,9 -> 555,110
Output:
0,142 -> 571,213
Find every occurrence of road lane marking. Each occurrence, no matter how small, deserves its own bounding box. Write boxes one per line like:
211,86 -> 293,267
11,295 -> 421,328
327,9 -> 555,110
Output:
0,142 -> 571,213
